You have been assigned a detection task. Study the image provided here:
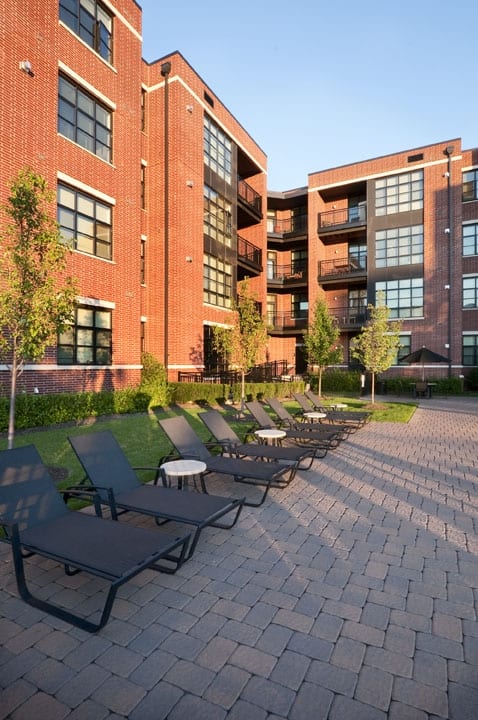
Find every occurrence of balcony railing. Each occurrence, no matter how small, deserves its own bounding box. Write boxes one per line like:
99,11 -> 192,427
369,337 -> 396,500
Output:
267,214 -> 307,235
330,307 -> 368,329
318,205 -> 366,230
318,257 -> 367,280
268,261 -> 308,285
267,311 -> 308,332
238,177 -> 262,214
237,234 -> 262,271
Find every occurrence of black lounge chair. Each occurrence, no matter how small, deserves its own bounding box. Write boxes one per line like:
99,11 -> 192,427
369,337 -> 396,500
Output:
198,409 -> 320,472
304,389 -> 371,423
0,445 -> 191,633
293,392 -> 367,431
68,430 -> 244,560
158,416 -> 292,507
245,400 -> 343,450
266,398 -> 345,447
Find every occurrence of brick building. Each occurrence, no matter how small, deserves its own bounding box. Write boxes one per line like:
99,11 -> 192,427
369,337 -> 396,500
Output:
1,1 -> 477,393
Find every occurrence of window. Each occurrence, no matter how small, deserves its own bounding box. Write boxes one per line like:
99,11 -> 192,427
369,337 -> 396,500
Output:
140,238 -> 146,284
375,278 -> 423,318
204,186 -> 232,246
463,223 -> 478,256
375,225 -> 423,267
291,294 -> 308,319
58,75 -> 112,162
140,164 -> 146,209
58,305 -> 112,365
58,183 -> 112,259
349,242 -> 367,271
463,334 -> 478,365
141,88 -> 146,132
291,249 -> 307,275
59,0 -> 113,63
203,254 -> 232,308
463,276 -> 478,309
348,288 -> 367,321
463,170 -> 478,202
204,116 -> 232,184
375,170 -> 423,215
394,334 -> 411,364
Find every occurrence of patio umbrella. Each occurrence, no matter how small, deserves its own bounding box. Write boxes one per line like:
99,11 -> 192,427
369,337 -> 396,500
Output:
400,346 -> 449,380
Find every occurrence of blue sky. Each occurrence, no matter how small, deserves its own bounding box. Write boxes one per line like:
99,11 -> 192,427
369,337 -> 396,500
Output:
139,0 -> 475,191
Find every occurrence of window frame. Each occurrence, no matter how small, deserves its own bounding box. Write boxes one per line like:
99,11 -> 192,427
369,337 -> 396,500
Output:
462,334 -> 478,366
204,186 -> 232,247
463,275 -> 478,309
462,170 -> 478,202
58,304 -> 112,365
375,278 -> 424,319
375,170 -> 423,216
58,74 -> 112,162
204,116 -> 232,184
59,0 -> 113,63
375,225 -> 423,268
463,223 -> 478,256
57,182 -> 112,259
203,254 -> 232,308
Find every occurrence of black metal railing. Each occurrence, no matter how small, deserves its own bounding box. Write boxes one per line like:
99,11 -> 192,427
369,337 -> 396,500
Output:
318,205 -> 366,229
267,311 -> 308,332
267,214 -> 307,235
177,359 -> 289,384
329,307 -> 368,328
237,234 -> 262,269
238,177 -> 262,214
267,261 -> 308,284
318,257 -> 367,279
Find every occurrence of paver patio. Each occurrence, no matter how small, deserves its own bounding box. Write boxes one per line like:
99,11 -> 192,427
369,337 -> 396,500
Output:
0,396 -> 477,719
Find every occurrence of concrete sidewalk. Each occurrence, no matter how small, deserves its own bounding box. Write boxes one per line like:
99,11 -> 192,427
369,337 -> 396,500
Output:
1,397 -> 477,719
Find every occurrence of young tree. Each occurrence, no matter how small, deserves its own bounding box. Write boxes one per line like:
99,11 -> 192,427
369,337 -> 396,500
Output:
303,298 -> 343,397
350,292 -> 402,404
213,277 -> 269,414
0,169 -> 77,448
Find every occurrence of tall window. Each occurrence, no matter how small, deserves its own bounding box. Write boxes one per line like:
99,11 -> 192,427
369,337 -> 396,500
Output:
204,116 -> 232,184
463,223 -> 478,256
58,75 -> 112,162
140,238 -> 146,284
349,242 -> 367,270
204,186 -> 232,246
58,305 -> 112,365
375,170 -> 423,215
375,278 -> 423,318
348,288 -> 367,319
375,225 -> 423,267
463,334 -> 478,365
58,183 -> 112,259
291,294 -> 308,319
291,249 -> 307,274
203,254 -> 232,308
463,170 -> 478,202
395,334 -> 411,363
59,0 -> 113,63
463,276 -> 478,308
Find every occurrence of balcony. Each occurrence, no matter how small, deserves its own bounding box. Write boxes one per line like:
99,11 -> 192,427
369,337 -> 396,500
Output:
237,177 -> 262,227
267,261 -> 308,287
318,257 -> 367,284
267,214 -> 307,238
330,307 -> 368,330
267,311 -> 308,334
237,234 -> 262,274
318,206 -> 366,241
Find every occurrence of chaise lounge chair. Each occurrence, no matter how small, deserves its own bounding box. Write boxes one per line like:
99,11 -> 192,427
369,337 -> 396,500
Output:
245,400 -> 343,450
293,392 -> 368,431
0,445 -> 191,633
68,430 -> 244,560
158,415 -> 292,507
198,408 -> 320,472
266,398 -> 345,447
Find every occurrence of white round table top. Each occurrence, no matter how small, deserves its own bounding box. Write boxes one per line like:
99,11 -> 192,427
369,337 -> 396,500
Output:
304,411 -> 327,419
333,403 -> 348,410
160,459 -> 207,476
254,428 -> 287,439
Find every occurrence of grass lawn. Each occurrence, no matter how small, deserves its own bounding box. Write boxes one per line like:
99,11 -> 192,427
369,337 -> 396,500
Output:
0,397 -> 417,491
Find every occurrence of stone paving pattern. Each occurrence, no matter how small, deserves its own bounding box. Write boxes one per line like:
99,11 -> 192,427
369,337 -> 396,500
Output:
0,397 -> 477,719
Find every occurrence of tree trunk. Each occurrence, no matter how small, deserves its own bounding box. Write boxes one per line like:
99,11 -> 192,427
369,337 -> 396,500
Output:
371,372 -> 375,405
8,353 -> 18,449
318,369 -> 323,397
239,370 -> 246,416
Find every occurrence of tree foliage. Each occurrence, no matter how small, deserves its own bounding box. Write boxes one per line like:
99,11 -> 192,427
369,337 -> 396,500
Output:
212,278 -> 268,411
350,292 -> 402,403
303,298 -> 343,396
0,168 -> 77,447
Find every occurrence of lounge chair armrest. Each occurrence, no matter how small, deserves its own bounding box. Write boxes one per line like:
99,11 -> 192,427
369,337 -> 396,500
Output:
62,485 -> 109,518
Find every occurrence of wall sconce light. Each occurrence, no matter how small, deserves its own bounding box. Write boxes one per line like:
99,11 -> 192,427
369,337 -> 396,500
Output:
19,60 -> 34,77
186,256 -> 193,263
186,104 -> 193,113
444,228 -> 450,234
443,172 -> 450,178
186,180 -> 194,187
444,284 -> 450,289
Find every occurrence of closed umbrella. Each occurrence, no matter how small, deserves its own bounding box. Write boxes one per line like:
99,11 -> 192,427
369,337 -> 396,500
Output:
400,346 -> 449,380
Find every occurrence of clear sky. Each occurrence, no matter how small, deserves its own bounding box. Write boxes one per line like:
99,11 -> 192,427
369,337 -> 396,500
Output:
138,0 -> 476,191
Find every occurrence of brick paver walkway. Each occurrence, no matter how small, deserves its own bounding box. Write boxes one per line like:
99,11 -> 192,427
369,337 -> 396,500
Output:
1,397 -> 477,719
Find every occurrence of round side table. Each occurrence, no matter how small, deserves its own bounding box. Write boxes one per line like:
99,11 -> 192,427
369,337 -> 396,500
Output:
254,428 -> 286,446
160,459 -> 207,492
302,411 -> 327,424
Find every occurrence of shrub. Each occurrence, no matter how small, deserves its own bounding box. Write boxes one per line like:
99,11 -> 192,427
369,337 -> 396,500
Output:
310,370 -> 361,394
140,352 -> 170,406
